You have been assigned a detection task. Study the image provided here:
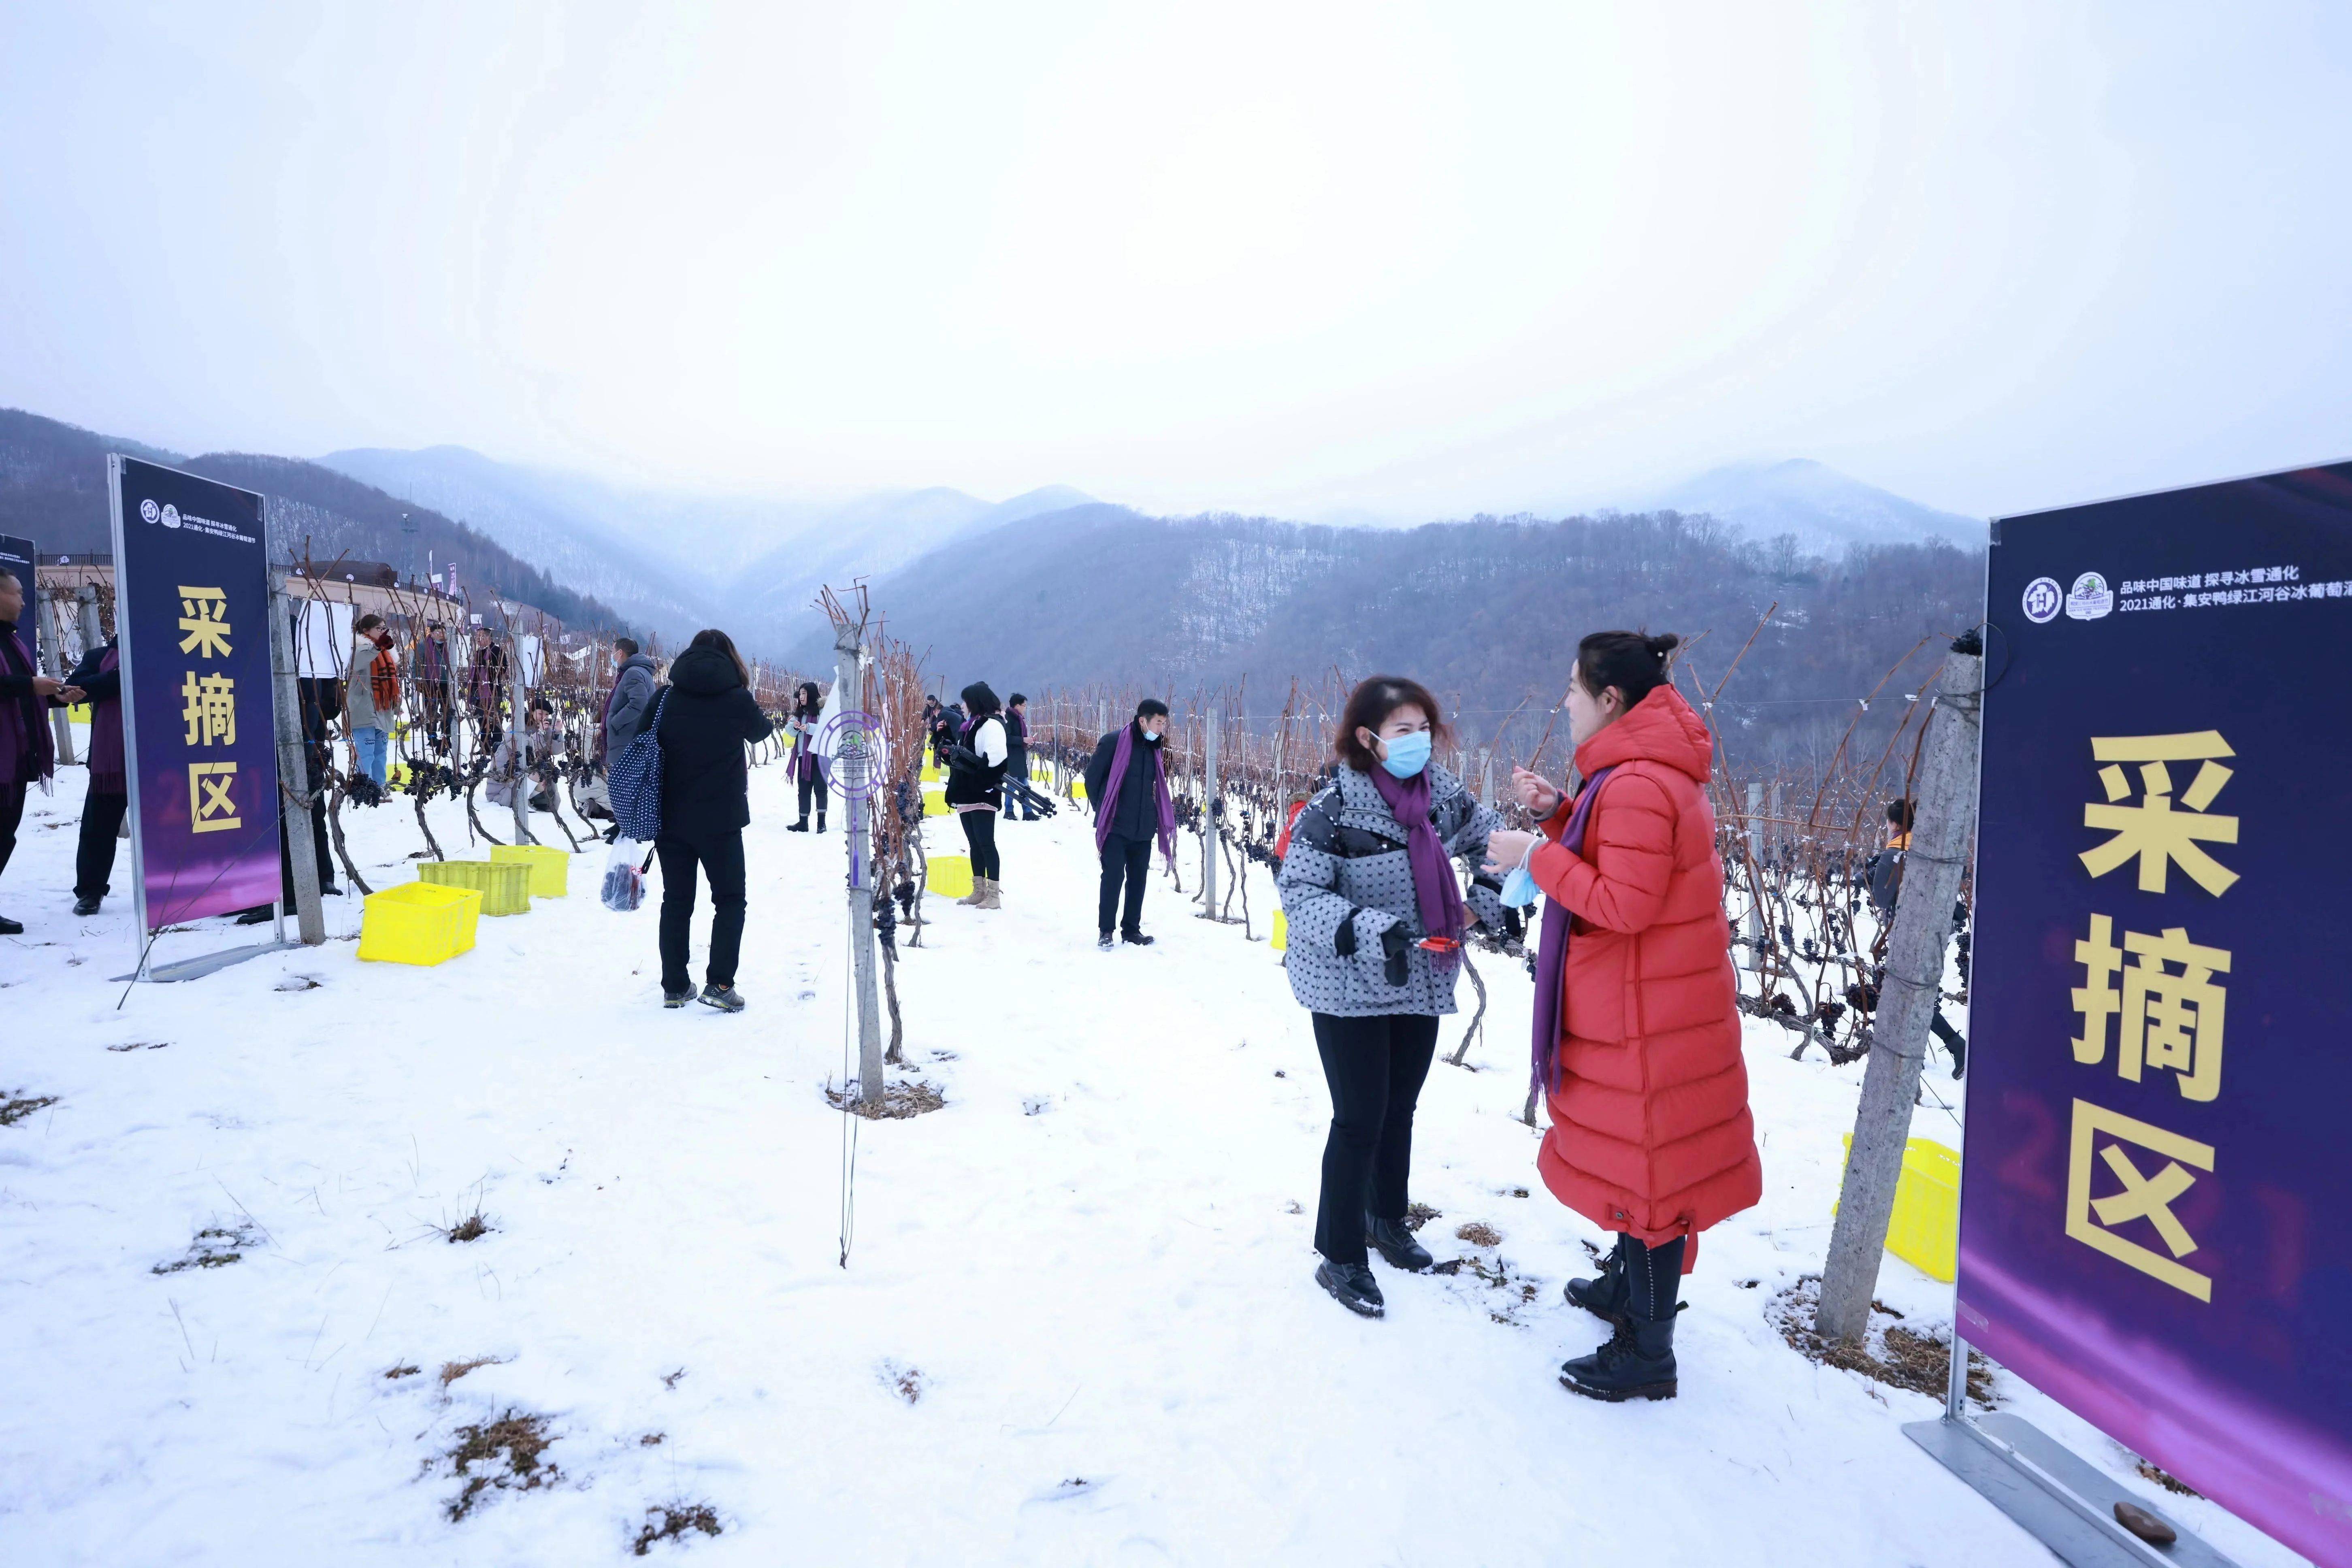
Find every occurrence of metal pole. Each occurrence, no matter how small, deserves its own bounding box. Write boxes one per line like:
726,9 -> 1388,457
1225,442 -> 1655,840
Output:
267,574 -> 326,946
835,626 -> 884,1105
1743,782 -> 1764,969
1199,709 -> 1220,915
1818,634 -> 1985,1344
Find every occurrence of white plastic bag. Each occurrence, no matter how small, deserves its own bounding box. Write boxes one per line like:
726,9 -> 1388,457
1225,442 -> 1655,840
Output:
602,837 -> 647,912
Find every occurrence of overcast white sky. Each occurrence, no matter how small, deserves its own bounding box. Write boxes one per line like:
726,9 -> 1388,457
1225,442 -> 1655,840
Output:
3,1 -> 2347,522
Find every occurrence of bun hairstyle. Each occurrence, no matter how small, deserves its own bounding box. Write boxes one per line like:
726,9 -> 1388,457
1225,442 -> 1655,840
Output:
1334,675 -> 1450,772
1574,630 -> 1682,711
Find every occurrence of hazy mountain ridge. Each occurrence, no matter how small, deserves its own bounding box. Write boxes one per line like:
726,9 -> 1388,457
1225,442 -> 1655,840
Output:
0,409 -> 635,633
814,504 -> 1985,765
1649,458 -> 1987,553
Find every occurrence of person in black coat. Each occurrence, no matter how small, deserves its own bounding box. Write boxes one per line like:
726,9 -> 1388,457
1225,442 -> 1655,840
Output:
1002,694 -> 1035,822
653,628 -> 774,1011
1084,698 -> 1171,948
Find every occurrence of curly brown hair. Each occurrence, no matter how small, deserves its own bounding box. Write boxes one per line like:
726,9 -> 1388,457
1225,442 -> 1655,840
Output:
1333,675 -> 1450,773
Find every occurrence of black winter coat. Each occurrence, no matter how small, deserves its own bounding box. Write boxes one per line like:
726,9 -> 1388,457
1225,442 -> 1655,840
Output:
1084,724 -> 1163,842
1003,708 -> 1029,774
656,646 -> 774,837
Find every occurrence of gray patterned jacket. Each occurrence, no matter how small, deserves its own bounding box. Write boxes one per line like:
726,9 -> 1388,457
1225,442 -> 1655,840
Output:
1276,763 -> 1504,1018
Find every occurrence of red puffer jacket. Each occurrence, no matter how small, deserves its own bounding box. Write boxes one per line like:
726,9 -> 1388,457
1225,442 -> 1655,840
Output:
1530,684 -> 1760,1267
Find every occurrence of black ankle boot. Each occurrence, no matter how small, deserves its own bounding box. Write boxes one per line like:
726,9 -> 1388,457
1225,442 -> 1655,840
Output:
816,813 -> 827,833
1559,1310 -> 1679,1401
1565,1235 -> 1632,1324
1364,1214 -> 1433,1271
788,816 -> 809,832
1314,1257 -> 1385,1318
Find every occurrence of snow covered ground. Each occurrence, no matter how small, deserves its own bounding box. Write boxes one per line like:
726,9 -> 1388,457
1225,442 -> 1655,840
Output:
0,760 -> 2308,1565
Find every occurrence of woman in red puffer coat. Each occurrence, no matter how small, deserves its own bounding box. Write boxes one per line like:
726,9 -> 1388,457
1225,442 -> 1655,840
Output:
1483,630 -> 1760,1403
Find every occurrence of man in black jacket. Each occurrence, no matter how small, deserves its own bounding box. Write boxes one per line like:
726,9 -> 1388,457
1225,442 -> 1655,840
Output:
653,630 -> 774,1012
1002,694 -> 1034,822
1084,698 -> 1170,949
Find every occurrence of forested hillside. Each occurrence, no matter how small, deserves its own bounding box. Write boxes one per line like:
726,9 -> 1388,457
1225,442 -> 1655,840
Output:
0,410 -> 635,633
818,505 -> 1985,766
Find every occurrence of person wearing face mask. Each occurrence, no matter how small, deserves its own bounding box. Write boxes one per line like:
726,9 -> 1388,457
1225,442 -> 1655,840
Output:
1083,698 -> 1176,950
1277,676 -> 1502,1319
1481,631 -> 1760,1402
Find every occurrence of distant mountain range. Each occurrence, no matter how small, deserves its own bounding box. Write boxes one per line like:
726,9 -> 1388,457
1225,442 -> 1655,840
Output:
320,444 -> 1092,650
1648,459 -> 1987,553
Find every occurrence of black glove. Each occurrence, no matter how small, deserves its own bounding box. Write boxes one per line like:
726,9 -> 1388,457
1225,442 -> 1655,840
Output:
1334,909 -> 1358,957
1381,925 -> 1409,987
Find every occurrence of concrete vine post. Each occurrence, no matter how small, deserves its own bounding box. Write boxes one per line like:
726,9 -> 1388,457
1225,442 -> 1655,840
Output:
833,613 -> 886,1106
1198,710 -> 1219,916
266,572 -> 326,946
1816,632 -> 1984,1346
509,627 -> 529,845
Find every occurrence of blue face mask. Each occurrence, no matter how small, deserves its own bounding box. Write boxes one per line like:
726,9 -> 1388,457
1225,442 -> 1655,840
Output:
1501,861 -> 1541,908
1379,730 -> 1432,778
1142,728 -> 1161,743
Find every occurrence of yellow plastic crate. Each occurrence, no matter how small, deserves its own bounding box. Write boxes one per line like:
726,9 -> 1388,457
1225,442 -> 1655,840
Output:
1069,780 -> 1087,803
491,843 -> 569,897
418,858 -> 534,916
1837,1134 -> 1960,1282
358,881 -> 482,965
922,784 -> 951,818
1271,907 -> 1287,951
68,703 -> 92,724
927,854 -> 973,899
920,762 -> 942,783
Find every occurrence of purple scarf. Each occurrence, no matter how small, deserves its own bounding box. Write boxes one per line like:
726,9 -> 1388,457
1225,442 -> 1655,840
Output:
86,643 -> 124,796
1529,766 -> 1619,1103
1367,763 -> 1467,944
1094,723 -> 1177,868
0,624 -> 55,788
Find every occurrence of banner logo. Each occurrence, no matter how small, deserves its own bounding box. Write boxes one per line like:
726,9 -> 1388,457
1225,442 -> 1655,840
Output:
160,503 -> 182,530
139,498 -> 161,525
2065,571 -> 2113,621
2022,576 -> 2064,623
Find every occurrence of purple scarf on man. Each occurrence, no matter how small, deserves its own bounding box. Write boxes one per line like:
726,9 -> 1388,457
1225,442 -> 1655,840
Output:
85,643 -> 124,796
1529,766 -> 1619,1103
1367,762 -> 1467,944
1093,723 -> 1177,868
0,624 -> 56,788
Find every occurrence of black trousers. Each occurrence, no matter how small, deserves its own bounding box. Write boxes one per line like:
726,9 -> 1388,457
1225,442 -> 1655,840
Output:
281,794 -> 334,902
796,770 -> 829,821
1098,831 -> 1150,935
0,780 -> 23,884
656,827 -> 746,993
1311,1012 -> 1440,1265
76,791 -> 129,899
959,808 -> 999,880
1005,758 -> 1034,818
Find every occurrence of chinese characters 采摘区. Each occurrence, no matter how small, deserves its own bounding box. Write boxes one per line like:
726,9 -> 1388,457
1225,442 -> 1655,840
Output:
2079,731 -> 2239,896
176,586 -> 239,834
2065,1098 -> 2215,1302
177,586 -> 233,657
180,670 -> 235,747
2071,914 -> 2230,1102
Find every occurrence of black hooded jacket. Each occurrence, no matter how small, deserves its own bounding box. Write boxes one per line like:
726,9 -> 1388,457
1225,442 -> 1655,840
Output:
1084,721 -> 1163,841
656,644 -> 774,837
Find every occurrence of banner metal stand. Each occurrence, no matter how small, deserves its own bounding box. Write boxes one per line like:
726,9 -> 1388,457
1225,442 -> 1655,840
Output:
1905,1331 -> 2239,1568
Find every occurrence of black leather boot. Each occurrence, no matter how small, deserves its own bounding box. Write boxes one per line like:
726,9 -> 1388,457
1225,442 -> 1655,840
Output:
1559,1311 -> 1679,1401
816,812 -> 827,833
1315,1257 -> 1385,1318
787,815 -> 809,832
1565,1234 -> 1632,1323
1560,1233 -> 1685,1402
1365,1213 -> 1433,1271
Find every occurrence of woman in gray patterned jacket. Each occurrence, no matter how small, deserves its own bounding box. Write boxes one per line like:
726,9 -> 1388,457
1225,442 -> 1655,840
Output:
1277,675 -> 1503,1319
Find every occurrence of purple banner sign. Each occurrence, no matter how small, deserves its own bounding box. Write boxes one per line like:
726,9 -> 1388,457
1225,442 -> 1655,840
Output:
1968,462 -> 2352,1565
109,457 -> 282,930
